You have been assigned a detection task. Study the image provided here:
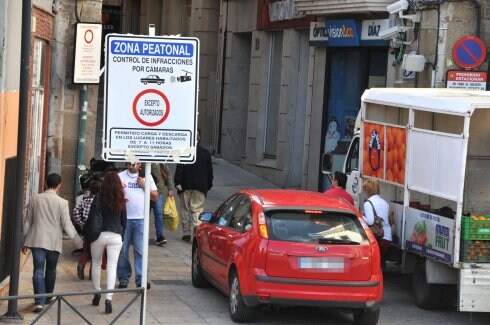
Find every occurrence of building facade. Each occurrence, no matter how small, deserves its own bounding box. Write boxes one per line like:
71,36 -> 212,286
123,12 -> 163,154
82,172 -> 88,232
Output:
214,0 -> 490,192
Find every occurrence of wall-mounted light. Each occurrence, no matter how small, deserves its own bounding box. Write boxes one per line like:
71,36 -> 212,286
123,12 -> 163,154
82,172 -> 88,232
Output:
255,38 -> 260,50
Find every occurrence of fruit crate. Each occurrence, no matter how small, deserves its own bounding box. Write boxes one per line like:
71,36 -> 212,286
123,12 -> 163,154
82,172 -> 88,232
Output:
462,216 -> 490,240
461,240 -> 490,263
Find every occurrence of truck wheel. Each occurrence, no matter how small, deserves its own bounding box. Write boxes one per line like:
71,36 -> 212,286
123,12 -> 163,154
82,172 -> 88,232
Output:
353,308 -> 380,325
412,258 -> 443,309
229,271 -> 255,323
191,243 -> 210,288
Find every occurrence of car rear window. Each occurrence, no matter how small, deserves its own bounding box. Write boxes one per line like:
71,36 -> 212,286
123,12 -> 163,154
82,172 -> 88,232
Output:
266,210 -> 367,244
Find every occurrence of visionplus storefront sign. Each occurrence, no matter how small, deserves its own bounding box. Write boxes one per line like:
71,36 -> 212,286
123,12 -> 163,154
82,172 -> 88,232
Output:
310,19 -> 390,47
103,34 -> 199,163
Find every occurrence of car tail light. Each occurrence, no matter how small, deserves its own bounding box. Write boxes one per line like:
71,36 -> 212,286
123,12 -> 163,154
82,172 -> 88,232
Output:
305,210 -> 323,214
258,212 -> 268,239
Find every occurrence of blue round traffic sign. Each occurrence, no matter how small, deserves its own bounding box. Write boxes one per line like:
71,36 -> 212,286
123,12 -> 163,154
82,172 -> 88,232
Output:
452,36 -> 487,69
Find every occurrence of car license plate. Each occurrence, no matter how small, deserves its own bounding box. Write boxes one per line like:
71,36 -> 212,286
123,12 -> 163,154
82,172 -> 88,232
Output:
298,257 -> 344,271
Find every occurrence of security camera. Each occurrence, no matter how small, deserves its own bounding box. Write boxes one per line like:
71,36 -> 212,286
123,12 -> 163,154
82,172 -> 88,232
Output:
379,25 -> 406,40
387,0 -> 409,14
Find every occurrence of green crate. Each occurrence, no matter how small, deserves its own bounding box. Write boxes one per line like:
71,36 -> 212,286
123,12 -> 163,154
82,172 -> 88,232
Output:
461,240 -> 490,263
462,217 -> 490,240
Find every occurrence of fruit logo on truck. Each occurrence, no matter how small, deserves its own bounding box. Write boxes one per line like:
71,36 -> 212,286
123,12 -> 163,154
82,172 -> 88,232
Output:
363,122 -> 384,178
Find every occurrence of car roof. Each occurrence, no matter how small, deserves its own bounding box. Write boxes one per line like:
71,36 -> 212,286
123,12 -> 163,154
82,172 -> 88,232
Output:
241,189 -> 357,213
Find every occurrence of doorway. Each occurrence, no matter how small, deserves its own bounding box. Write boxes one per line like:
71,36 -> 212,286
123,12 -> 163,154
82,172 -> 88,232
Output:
320,48 -> 387,191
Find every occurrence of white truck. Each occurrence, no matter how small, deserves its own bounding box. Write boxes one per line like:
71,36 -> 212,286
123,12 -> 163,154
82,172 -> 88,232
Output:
322,88 -> 490,312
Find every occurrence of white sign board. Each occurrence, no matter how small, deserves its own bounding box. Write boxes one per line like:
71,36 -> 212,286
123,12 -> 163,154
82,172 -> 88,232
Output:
103,34 -> 199,163
360,19 -> 389,40
74,23 -> 102,84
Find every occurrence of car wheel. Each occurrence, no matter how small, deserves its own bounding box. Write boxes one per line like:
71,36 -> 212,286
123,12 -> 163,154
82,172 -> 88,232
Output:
157,82 -> 161,85
353,308 -> 380,325
191,243 -> 210,288
229,271 -> 255,323
143,81 -> 147,85
412,258 -> 443,309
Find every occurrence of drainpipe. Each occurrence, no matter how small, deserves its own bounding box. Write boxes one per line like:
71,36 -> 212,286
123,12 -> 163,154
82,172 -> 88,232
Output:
0,0 -> 32,321
74,85 -> 88,196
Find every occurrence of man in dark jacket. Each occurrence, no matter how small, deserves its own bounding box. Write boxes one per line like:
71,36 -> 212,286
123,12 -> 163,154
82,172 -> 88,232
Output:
174,130 -> 213,242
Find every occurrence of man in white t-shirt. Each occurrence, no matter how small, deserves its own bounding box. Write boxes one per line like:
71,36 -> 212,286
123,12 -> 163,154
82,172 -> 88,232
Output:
117,162 -> 158,289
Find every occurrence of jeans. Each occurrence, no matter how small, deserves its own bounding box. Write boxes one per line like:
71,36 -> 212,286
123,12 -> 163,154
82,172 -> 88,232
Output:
31,247 -> 60,305
152,194 -> 166,238
91,232 -> 123,301
117,219 -> 144,285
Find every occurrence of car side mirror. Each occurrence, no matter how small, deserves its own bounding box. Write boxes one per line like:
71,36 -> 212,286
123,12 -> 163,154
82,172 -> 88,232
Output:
199,212 -> 213,222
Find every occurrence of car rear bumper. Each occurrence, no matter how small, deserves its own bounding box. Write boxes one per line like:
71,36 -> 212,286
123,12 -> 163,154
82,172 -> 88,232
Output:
241,273 -> 382,310
242,295 -> 381,310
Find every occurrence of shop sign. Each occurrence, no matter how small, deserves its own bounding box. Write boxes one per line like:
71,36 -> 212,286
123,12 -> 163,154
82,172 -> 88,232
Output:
446,70 -> 487,90
325,20 -> 360,47
268,0 -> 305,22
309,22 -> 328,44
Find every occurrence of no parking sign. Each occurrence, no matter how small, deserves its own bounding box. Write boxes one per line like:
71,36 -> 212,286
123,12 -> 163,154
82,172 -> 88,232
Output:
103,34 -> 199,163
452,36 -> 487,69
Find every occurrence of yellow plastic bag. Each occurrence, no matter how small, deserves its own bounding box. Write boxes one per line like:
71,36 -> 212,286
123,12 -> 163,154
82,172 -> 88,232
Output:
163,196 -> 179,231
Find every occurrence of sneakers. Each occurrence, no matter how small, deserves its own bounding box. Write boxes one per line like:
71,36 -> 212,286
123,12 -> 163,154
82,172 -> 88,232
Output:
156,236 -> 167,246
118,280 -> 128,289
33,305 -> 44,313
77,264 -> 84,280
46,296 -> 57,304
181,235 -> 191,242
136,281 -> 151,290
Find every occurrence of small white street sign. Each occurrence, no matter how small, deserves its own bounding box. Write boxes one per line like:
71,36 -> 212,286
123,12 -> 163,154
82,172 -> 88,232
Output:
103,34 -> 199,163
74,23 -> 102,84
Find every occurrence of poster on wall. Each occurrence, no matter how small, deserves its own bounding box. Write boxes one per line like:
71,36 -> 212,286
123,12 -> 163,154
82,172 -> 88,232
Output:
363,122 -> 406,185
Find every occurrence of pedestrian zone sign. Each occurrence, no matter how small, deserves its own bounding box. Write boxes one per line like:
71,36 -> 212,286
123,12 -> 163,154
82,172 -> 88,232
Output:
103,34 -> 199,163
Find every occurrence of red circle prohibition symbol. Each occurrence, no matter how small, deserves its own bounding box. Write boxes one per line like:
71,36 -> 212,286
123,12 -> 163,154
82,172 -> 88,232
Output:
452,36 -> 486,69
132,89 -> 170,127
84,30 -> 94,44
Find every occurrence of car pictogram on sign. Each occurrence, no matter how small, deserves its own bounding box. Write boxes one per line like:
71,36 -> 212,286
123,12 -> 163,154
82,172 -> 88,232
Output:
140,75 -> 165,85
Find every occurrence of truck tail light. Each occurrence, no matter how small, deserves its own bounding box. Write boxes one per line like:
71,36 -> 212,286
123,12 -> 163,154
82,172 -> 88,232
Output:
258,212 -> 268,239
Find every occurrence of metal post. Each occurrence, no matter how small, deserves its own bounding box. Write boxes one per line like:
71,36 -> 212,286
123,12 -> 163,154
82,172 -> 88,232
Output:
139,24 -> 156,325
0,0 -> 31,323
75,85 -> 88,197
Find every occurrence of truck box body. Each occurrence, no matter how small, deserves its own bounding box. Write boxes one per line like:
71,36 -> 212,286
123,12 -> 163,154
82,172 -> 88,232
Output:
337,88 -> 490,312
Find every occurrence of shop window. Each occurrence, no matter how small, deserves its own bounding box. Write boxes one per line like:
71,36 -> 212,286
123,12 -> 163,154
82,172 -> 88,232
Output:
264,31 -> 283,158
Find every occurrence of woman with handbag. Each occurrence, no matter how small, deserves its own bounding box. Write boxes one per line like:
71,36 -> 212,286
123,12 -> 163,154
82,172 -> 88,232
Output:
89,171 -> 127,314
362,178 -> 392,263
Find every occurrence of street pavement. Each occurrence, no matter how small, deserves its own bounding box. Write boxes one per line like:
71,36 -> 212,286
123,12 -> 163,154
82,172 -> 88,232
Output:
1,157 -> 490,324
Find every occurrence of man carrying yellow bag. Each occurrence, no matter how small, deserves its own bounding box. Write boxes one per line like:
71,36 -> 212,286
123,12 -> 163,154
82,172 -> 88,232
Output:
163,196 -> 179,231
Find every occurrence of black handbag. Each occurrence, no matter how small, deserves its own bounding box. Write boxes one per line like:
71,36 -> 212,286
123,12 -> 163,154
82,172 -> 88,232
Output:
366,200 -> 384,240
82,194 -> 103,243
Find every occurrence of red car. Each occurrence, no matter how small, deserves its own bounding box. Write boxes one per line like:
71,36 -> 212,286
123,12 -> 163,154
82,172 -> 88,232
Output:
192,189 -> 383,324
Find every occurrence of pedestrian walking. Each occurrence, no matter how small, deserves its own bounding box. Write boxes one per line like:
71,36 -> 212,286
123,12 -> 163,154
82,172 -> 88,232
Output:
174,130 -> 213,242
90,171 -> 127,314
150,163 -> 174,245
117,162 -> 158,289
72,179 -> 102,280
22,173 -> 83,313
